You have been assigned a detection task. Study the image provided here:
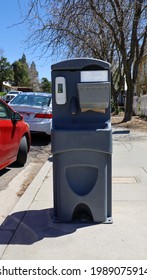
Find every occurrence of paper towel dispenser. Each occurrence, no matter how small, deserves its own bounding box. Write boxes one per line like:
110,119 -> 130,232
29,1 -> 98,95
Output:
77,82 -> 110,112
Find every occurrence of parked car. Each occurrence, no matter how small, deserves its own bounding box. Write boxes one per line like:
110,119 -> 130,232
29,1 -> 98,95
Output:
0,98 -> 31,170
9,92 -> 52,136
4,90 -> 22,103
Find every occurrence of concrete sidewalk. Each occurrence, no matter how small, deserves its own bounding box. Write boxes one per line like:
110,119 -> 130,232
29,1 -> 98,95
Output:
0,129 -> 147,260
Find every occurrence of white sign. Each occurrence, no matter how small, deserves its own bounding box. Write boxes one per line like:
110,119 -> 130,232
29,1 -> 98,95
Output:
81,70 -> 108,82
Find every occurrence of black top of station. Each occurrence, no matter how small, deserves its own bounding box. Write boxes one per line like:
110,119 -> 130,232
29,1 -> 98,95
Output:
51,58 -> 110,71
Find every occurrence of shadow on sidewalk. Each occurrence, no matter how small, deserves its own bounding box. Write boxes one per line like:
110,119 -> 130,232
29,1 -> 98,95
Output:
112,129 -> 130,134
0,208 -> 94,245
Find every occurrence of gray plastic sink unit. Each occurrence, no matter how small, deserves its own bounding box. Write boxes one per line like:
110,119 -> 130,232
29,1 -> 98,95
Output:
51,58 -> 112,223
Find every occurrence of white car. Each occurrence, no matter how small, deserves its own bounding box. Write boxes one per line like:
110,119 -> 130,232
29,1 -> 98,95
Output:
5,91 -> 22,103
9,92 -> 52,136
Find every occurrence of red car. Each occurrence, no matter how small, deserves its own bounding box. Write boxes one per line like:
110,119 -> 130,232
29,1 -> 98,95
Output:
0,98 -> 31,170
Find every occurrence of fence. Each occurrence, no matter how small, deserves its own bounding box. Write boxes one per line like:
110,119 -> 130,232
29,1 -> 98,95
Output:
133,95 -> 147,116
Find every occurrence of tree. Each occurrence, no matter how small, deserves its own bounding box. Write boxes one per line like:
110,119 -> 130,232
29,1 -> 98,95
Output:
41,77 -> 51,92
29,61 -> 41,91
89,0 -> 147,121
20,53 -> 28,64
0,56 -> 14,92
22,0 -> 147,121
12,54 -> 30,86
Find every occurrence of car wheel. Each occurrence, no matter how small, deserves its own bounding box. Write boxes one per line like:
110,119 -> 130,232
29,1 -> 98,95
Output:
16,136 -> 28,166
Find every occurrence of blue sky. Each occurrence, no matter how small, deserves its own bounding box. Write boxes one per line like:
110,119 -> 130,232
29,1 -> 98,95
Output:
0,0 -> 58,81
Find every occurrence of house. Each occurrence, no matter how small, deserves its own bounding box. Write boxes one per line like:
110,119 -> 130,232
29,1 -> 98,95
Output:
133,43 -> 147,116
2,82 -> 33,93
135,42 -> 147,96
2,81 -> 12,93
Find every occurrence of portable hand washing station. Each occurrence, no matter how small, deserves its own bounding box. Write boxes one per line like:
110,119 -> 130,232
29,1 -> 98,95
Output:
51,58 -> 112,223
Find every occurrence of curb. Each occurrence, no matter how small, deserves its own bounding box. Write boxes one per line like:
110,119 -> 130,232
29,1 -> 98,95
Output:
0,160 -> 52,259
10,160 -> 52,215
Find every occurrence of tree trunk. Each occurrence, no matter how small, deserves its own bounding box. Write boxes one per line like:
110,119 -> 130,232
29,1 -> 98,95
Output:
113,92 -> 119,114
123,84 -> 134,122
0,81 -> 3,92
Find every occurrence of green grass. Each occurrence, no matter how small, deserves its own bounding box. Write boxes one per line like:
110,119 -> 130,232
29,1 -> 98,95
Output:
0,92 -> 6,96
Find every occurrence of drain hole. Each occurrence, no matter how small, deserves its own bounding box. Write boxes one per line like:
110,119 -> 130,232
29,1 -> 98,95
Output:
72,203 -> 93,222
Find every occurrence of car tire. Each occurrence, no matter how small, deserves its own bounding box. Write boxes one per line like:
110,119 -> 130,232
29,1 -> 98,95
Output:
16,136 -> 28,166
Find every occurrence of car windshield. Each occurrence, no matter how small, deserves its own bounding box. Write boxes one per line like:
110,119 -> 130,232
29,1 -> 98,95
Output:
10,94 -> 51,107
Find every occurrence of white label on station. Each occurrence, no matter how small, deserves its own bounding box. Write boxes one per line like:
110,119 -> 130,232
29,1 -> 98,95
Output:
81,70 -> 108,82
